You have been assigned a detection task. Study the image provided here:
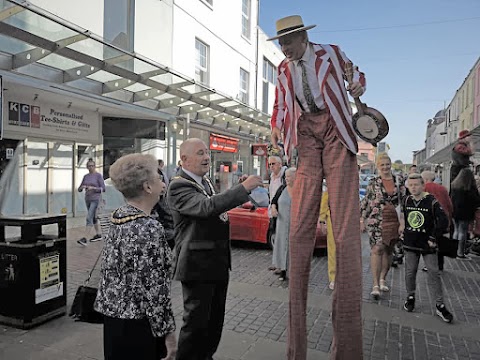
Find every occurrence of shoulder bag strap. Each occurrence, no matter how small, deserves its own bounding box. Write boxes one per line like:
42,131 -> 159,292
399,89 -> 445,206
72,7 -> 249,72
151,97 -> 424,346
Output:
84,250 -> 102,285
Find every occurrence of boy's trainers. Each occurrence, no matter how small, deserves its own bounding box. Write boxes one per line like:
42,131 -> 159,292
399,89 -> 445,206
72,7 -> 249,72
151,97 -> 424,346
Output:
90,234 -> 102,242
436,304 -> 453,323
403,296 -> 415,312
77,237 -> 88,246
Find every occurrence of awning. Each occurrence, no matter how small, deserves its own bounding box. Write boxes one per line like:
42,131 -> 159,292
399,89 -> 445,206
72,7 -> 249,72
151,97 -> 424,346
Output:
424,125 -> 480,165
0,0 -> 271,139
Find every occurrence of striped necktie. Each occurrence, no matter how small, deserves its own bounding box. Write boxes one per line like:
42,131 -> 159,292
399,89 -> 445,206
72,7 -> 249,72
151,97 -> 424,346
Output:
299,60 -> 319,113
202,177 -> 212,196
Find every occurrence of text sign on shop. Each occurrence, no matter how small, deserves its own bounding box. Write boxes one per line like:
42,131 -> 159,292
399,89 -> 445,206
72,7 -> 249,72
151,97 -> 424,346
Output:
4,100 -> 100,143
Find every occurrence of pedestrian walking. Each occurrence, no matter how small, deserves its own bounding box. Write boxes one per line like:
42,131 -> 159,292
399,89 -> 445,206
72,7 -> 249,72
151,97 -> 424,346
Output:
268,14 -> 366,359
421,170 -> 453,271
167,138 -> 262,360
450,168 -> 480,259
77,158 -> 105,246
450,130 -> 474,184
400,173 -> 453,323
94,153 -> 176,360
360,153 -> 402,299
270,167 -> 297,281
267,155 -> 286,272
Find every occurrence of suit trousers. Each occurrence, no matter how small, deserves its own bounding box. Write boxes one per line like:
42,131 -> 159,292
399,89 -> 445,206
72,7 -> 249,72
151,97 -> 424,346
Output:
176,280 -> 229,360
288,113 -> 363,360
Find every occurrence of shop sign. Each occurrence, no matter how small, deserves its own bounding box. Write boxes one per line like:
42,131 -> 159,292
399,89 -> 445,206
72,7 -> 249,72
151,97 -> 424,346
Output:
4,98 -> 100,143
251,144 -> 267,156
209,134 -> 238,153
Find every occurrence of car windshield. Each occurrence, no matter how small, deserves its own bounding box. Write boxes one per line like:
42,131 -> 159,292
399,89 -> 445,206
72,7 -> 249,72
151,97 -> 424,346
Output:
249,187 -> 269,208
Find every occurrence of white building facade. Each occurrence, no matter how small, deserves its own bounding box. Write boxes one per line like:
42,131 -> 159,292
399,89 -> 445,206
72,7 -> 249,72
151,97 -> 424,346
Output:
0,0 -> 282,216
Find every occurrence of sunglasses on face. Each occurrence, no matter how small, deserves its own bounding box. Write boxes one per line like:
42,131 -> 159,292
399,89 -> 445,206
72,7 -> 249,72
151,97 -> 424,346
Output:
269,163 -> 279,166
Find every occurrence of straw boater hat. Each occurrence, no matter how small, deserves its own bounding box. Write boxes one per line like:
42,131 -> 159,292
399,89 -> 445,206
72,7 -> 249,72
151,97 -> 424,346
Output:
267,15 -> 316,41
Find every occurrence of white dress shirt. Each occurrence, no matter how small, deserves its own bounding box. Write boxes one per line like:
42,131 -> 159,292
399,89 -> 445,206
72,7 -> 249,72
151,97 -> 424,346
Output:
292,45 -> 325,112
182,168 -> 205,188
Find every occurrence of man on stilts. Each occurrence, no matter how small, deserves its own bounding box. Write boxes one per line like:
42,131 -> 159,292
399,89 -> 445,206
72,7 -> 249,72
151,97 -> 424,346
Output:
268,15 -> 365,360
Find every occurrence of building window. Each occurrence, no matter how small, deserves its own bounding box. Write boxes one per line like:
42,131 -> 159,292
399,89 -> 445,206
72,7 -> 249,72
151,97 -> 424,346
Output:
241,0 -> 251,39
263,58 -> 276,84
104,0 -> 135,52
239,68 -> 249,104
262,58 -> 276,113
195,39 -> 210,86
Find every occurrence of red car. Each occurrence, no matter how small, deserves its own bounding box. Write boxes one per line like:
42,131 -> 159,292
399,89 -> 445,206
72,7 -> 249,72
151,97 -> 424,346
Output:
228,202 -> 327,250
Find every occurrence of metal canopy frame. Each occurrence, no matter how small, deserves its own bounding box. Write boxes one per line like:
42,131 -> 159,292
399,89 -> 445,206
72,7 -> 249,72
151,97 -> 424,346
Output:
0,0 -> 271,138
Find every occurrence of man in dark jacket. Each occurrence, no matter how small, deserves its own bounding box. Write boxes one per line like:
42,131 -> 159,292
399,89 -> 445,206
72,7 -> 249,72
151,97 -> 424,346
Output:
450,129 -> 474,183
167,138 -> 262,360
400,173 -> 453,323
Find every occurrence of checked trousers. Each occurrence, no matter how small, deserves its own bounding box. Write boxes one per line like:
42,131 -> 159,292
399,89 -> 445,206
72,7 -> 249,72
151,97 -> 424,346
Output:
287,112 -> 363,360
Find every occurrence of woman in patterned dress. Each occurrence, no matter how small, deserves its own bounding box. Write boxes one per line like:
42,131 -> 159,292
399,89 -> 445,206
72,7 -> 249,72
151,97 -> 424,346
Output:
360,153 -> 403,299
94,153 -> 176,360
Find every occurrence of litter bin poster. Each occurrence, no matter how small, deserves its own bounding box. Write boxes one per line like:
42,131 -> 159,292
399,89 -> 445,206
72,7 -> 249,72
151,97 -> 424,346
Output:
39,254 -> 60,288
36,253 -> 63,304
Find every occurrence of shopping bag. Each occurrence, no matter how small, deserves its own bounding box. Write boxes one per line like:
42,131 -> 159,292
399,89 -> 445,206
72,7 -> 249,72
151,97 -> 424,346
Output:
69,285 -> 104,323
69,248 -> 103,323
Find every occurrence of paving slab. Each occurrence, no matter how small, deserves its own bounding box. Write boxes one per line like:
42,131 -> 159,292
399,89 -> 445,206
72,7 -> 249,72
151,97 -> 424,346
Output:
1,218 -> 480,359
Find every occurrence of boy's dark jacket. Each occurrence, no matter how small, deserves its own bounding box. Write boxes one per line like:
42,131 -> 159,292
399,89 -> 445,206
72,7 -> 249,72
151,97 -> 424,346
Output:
402,193 -> 448,253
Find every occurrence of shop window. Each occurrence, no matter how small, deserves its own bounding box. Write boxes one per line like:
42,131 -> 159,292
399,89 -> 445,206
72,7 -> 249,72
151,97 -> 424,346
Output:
0,139 -> 20,180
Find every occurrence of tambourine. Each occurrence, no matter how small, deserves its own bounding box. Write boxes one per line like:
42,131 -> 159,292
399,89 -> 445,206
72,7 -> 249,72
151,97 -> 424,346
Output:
345,62 -> 389,146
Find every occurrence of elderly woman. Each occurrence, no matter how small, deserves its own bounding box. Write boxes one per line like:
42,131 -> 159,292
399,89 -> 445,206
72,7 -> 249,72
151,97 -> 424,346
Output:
360,153 -> 402,299
94,153 -> 176,360
271,167 -> 296,281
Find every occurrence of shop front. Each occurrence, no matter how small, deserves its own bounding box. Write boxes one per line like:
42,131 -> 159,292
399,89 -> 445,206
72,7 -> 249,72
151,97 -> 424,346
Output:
0,0 -> 272,212
0,83 -> 101,216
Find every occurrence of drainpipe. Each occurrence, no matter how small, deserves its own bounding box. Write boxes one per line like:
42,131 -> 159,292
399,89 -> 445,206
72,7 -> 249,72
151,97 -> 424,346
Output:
253,0 -> 260,109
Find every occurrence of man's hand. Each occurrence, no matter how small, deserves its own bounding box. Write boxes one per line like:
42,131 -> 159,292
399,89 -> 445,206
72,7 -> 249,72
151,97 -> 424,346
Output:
347,81 -> 364,98
161,332 -> 177,360
398,224 -> 405,237
241,176 -> 263,192
271,127 -> 282,148
360,221 -> 366,233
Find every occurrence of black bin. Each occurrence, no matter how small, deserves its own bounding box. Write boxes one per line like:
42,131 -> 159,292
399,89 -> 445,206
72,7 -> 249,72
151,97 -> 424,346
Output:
0,215 -> 67,329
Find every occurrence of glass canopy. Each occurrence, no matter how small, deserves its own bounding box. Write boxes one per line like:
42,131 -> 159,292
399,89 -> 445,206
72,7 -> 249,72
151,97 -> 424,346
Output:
0,0 -> 271,138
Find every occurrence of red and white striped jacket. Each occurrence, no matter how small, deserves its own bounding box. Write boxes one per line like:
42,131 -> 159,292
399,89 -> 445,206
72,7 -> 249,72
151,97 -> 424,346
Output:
270,43 -> 366,159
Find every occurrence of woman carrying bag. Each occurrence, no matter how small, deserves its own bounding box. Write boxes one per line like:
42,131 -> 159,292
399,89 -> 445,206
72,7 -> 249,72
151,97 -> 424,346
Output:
94,153 -> 176,360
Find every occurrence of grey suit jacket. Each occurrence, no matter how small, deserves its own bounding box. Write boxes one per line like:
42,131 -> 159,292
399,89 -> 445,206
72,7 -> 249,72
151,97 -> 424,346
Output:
167,170 -> 249,282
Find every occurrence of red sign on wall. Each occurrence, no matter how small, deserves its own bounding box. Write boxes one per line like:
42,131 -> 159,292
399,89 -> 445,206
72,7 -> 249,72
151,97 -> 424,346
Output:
251,144 -> 267,156
209,134 -> 238,153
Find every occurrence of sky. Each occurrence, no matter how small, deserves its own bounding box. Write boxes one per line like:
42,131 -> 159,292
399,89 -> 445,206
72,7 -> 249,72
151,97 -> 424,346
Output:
258,0 -> 480,163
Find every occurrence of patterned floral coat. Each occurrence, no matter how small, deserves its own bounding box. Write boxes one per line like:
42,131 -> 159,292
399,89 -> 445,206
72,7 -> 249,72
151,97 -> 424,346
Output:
360,175 -> 401,245
94,204 -> 175,337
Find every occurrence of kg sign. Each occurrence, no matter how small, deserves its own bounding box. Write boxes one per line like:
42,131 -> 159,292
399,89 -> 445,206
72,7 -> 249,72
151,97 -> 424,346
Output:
4,99 -> 100,143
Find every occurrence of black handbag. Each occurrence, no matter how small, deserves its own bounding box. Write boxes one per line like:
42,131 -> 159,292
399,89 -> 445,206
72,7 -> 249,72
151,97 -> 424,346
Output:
69,250 -> 104,323
437,235 -> 458,258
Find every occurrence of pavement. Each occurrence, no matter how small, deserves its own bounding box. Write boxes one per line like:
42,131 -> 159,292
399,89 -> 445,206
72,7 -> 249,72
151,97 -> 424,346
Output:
1,217 -> 480,359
